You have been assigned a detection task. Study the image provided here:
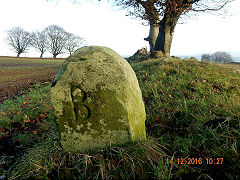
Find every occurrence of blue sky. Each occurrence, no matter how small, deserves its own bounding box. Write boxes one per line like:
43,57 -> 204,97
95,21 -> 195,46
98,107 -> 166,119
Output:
0,0 -> 239,58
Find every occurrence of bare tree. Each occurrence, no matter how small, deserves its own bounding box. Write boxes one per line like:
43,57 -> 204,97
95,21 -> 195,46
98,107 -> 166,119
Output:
211,51 -> 233,63
44,25 -> 67,58
103,0 -> 235,57
5,27 -> 31,57
30,30 -> 48,58
65,33 -> 86,55
201,53 -> 211,61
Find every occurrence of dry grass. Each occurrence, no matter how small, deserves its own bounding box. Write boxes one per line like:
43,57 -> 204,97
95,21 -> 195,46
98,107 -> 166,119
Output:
0,56 -> 64,103
217,63 -> 240,73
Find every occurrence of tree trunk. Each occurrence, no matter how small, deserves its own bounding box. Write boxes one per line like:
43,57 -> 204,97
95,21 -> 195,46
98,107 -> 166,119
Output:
144,22 -> 159,53
154,15 -> 179,57
17,52 -> 21,57
53,54 -> 57,59
40,52 -> 43,58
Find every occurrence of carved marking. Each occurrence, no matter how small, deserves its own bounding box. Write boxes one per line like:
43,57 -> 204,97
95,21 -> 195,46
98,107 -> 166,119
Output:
71,87 -> 90,121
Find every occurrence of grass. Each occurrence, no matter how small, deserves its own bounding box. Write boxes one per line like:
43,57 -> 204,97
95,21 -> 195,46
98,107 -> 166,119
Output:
0,57 -> 240,179
0,56 -> 64,103
217,63 -> 240,73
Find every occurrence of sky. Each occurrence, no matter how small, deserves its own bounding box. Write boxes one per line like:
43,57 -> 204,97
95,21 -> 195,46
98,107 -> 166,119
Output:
0,0 -> 239,59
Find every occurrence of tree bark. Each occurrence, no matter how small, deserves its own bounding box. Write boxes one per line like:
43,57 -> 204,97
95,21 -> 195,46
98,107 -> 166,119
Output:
17,52 -> 21,57
153,15 -> 179,57
40,52 -> 43,58
53,54 -> 57,59
144,22 -> 159,53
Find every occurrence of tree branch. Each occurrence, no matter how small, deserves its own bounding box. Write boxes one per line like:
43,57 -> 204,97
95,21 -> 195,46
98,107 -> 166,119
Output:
192,0 -> 234,12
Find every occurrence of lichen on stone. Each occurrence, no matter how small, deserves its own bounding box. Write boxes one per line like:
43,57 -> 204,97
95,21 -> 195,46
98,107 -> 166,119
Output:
51,46 -> 146,153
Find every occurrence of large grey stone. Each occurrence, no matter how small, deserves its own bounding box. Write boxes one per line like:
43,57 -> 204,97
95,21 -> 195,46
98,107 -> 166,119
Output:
51,46 -> 146,153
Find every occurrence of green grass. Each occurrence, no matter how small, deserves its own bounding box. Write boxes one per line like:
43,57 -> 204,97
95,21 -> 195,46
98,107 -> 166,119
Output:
0,57 -> 239,179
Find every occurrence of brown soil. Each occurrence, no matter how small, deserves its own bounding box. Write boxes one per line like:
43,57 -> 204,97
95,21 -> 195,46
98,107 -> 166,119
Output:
0,74 -> 56,104
0,56 -> 64,104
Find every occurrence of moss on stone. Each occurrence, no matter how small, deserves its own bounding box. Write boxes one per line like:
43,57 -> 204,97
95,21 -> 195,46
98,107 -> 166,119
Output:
51,46 -> 146,153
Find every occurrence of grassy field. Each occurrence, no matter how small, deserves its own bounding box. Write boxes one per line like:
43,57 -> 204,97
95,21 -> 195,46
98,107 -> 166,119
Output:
0,56 -> 64,103
0,57 -> 239,179
217,63 -> 240,73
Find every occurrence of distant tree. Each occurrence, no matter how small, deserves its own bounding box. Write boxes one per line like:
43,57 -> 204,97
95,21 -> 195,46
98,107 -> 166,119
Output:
30,30 -> 48,58
44,25 -> 68,58
211,51 -> 233,63
65,33 -> 86,55
201,53 -> 211,61
5,27 -> 31,57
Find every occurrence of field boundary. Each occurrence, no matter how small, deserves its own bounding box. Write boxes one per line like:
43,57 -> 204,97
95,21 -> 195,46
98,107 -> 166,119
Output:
0,56 -> 65,60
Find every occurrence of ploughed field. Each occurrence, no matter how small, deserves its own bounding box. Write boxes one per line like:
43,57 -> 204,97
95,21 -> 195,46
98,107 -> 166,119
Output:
0,56 -> 64,103
0,57 -> 240,179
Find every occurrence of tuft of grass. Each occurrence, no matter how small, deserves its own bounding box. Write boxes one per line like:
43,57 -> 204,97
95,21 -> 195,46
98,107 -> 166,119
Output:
0,56 -> 240,179
9,138 -> 170,180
